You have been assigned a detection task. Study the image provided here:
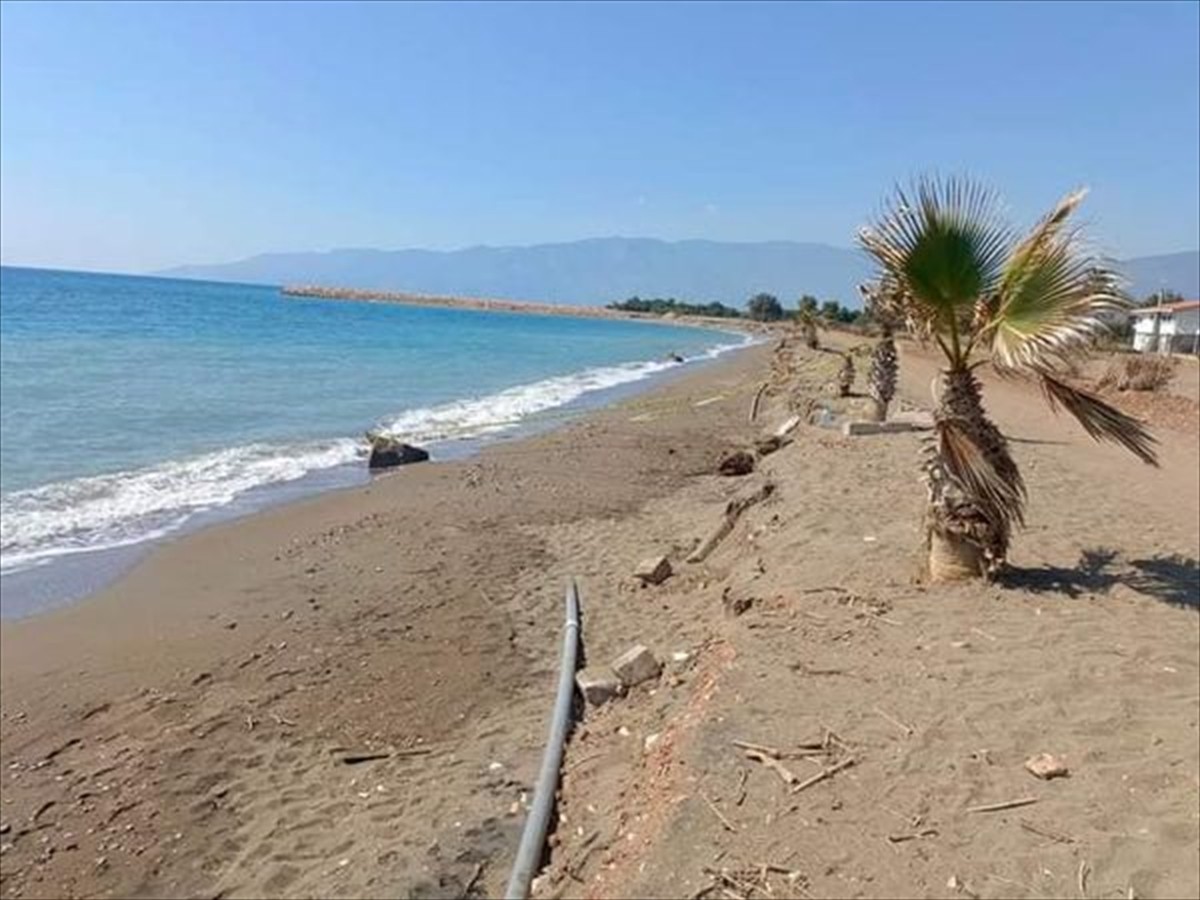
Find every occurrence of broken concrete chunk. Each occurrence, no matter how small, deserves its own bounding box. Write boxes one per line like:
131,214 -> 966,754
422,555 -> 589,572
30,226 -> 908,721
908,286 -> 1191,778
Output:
1024,752 -> 1069,780
575,672 -> 623,708
633,555 -> 673,586
610,644 -> 662,687
774,415 -> 802,437
842,420 -> 917,436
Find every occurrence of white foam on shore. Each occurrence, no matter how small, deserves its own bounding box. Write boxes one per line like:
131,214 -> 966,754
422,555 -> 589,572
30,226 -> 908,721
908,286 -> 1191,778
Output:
0,336 -> 750,574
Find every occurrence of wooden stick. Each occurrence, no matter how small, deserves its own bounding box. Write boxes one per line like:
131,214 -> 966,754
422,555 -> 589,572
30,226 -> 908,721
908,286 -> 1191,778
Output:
1018,819 -> 1075,844
1078,860 -> 1090,900
874,707 -> 915,736
731,739 -> 780,758
700,793 -> 737,832
749,382 -> 768,423
687,483 -> 776,563
743,749 -> 800,786
791,757 -> 855,794
967,796 -> 1038,814
886,828 -> 938,843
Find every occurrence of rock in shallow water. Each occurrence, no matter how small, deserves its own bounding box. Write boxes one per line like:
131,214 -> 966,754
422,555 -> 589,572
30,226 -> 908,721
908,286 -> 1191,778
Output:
367,436 -> 430,469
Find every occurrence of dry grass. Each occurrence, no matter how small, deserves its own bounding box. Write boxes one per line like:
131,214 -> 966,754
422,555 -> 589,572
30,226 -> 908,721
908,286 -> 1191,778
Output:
1096,355 -> 1177,393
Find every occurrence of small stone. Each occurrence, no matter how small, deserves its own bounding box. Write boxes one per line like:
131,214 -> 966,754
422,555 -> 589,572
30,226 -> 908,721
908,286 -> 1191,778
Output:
488,762 -> 504,772
671,651 -> 691,663
610,645 -> 662,687
575,672 -> 624,707
722,592 -> 756,618
643,733 -> 661,753
717,450 -> 756,476
633,555 -> 673,586
1024,753 -> 1069,779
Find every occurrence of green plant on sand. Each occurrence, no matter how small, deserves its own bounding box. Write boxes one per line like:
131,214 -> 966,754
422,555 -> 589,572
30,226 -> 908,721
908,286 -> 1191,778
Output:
858,178 -> 1157,582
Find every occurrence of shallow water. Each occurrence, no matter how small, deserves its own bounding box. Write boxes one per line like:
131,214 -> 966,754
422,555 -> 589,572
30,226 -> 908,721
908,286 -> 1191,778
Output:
0,266 -> 744,606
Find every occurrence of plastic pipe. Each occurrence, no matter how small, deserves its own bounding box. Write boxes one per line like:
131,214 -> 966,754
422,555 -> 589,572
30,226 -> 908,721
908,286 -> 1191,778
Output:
504,579 -> 581,899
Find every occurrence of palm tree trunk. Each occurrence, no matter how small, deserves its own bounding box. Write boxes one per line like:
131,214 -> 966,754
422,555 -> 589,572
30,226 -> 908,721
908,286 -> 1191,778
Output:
867,333 -> 897,422
923,367 -> 1023,582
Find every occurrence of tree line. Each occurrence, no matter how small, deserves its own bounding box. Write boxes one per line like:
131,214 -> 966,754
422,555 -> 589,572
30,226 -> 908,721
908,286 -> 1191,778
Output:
607,292 -> 865,323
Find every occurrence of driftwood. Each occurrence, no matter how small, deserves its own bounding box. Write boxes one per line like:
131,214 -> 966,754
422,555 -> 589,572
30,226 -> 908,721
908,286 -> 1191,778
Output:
687,482 -> 776,563
748,381 -> 769,423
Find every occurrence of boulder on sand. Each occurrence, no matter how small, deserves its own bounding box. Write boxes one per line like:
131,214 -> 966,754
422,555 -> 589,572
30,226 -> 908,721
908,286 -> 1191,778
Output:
367,434 -> 430,469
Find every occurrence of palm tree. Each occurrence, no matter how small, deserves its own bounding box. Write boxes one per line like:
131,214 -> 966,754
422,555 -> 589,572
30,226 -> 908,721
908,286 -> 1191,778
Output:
837,351 -> 855,397
859,282 -> 900,421
866,324 -> 898,421
857,178 -> 1157,581
796,309 -> 820,349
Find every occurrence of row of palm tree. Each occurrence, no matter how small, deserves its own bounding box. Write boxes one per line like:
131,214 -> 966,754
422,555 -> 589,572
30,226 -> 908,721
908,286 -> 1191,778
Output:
848,177 -> 1157,582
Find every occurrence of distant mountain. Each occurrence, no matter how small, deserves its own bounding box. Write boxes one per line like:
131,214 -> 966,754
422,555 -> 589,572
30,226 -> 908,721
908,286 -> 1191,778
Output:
1116,251 -> 1200,300
159,239 -> 1199,308
159,238 -> 873,307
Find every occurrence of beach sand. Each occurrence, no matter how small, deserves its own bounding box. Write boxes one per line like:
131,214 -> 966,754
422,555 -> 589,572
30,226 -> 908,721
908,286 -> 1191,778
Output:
1,338 -> 1197,899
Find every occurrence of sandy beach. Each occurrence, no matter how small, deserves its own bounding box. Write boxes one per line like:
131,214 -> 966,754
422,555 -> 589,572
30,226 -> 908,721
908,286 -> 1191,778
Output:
1,337 -> 1197,900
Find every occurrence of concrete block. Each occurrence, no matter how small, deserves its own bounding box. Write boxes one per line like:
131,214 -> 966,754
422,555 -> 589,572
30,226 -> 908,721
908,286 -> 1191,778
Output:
633,555 -> 673,586
611,644 -> 662,687
575,671 -> 623,707
842,420 -> 918,436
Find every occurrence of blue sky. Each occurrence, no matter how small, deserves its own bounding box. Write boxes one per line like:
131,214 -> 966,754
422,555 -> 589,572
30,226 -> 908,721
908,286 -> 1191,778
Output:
1,0 -> 1198,272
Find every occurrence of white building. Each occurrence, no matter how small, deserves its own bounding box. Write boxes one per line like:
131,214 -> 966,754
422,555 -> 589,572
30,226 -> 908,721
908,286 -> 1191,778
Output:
1130,300 -> 1200,354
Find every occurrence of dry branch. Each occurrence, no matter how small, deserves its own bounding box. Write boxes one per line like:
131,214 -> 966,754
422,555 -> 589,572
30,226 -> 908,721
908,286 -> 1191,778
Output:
749,381 -> 768,423
688,482 -> 776,563
791,756 -> 855,794
966,796 -> 1038,814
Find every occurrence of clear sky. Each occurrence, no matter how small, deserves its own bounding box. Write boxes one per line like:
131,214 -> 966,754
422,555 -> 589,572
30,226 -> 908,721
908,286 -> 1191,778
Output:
1,0 -> 1198,273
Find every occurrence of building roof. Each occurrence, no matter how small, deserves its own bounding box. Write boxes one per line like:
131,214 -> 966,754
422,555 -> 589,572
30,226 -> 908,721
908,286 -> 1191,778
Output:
1128,300 -> 1200,316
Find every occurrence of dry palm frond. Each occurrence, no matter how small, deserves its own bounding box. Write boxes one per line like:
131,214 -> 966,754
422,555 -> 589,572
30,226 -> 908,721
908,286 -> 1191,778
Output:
986,191 -> 1127,371
1038,371 -> 1158,465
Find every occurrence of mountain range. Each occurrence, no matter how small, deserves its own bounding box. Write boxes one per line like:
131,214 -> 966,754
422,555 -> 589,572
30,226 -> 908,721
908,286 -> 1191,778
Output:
160,239 -> 1200,308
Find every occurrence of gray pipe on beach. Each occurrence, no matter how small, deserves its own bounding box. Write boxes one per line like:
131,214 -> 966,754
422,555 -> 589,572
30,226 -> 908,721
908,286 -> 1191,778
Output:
504,579 -> 581,900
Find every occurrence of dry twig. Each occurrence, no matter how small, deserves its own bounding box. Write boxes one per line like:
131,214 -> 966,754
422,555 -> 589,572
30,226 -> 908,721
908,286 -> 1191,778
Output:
700,793 -> 737,832
967,796 -> 1038,814
792,756 -> 855,794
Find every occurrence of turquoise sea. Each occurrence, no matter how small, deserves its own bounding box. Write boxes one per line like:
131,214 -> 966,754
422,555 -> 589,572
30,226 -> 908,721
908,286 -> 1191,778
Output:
0,267 -> 745,614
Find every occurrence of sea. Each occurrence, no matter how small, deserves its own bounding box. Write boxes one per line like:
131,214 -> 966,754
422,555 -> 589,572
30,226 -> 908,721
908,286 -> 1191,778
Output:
0,266 -> 747,616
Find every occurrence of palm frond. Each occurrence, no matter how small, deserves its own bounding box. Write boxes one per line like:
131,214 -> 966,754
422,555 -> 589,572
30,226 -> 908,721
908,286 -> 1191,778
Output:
858,177 -> 1014,333
935,416 -> 1026,533
987,189 -> 1128,370
1038,371 -> 1159,466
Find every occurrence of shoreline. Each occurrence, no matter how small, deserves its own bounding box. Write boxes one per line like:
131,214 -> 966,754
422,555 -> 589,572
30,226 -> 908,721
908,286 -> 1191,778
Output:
2,335 -> 1195,900
0,340 -> 777,899
0,330 -> 760,619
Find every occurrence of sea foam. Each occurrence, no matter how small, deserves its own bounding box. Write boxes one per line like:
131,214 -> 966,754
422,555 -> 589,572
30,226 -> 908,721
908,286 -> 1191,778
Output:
0,337 -> 748,574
